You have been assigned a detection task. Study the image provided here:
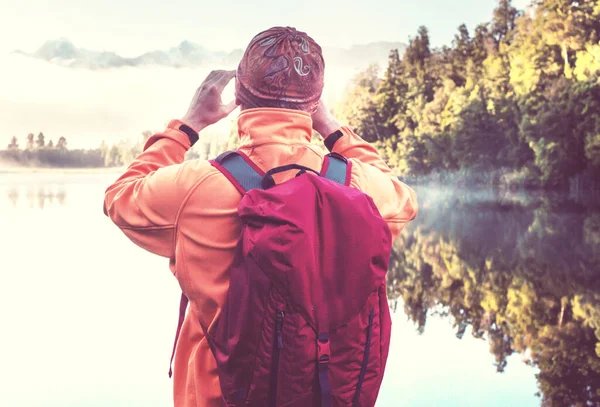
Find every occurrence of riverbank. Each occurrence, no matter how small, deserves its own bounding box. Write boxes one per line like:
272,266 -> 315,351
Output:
401,167 -> 600,194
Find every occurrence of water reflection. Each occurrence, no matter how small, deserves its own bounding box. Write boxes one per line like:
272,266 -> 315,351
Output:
2,175 -> 599,406
6,185 -> 66,208
388,187 -> 600,406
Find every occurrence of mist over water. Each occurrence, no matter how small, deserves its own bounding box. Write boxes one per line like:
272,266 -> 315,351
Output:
2,174 -> 567,407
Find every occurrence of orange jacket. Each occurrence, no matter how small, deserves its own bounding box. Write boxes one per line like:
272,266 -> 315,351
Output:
104,108 -> 418,407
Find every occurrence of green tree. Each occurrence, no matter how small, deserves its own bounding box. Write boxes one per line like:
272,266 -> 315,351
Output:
451,92 -> 506,170
26,133 -> 34,150
98,140 -> 108,162
472,23 -> 493,70
450,24 -> 473,86
534,0 -> 600,77
36,132 -> 45,149
491,0 -> 519,46
56,136 -> 67,150
335,0 -> 600,187
106,145 -> 121,167
520,78 -> 591,188
375,51 -> 404,140
7,136 -> 19,150
336,64 -> 382,142
404,26 -> 432,76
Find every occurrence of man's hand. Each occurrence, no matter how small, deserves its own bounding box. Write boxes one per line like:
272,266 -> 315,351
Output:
311,99 -> 342,138
182,70 -> 239,132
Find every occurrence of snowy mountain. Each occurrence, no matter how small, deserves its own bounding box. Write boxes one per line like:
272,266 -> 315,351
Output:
13,39 -> 405,71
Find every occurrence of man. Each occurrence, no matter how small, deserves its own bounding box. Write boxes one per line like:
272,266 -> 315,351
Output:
104,27 -> 417,407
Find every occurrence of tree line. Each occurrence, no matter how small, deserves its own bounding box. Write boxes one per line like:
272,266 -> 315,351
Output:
7,133 -> 67,150
0,132 -> 153,168
336,0 -> 600,189
4,0 -> 599,187
0,128 -> 240,168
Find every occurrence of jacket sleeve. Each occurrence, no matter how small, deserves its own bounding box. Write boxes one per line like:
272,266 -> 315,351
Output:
103,120 -> 196,258
325,126 -> 418,240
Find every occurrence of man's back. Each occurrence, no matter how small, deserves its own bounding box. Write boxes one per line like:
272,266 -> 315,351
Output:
104,107 -> 417,407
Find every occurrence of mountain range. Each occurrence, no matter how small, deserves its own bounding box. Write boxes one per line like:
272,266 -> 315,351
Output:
12,39 -> 406,70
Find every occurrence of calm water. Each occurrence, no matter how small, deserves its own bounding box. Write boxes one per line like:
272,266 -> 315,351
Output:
1,173 -> 599,407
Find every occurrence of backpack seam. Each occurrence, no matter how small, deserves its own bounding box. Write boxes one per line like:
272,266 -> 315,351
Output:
242,284 -> 273,403
330,288 -> 380,332
379,284 -> 385,378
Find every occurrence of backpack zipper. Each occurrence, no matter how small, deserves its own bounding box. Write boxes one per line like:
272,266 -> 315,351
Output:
352,308 -> 375,406
269,310 -> 285,407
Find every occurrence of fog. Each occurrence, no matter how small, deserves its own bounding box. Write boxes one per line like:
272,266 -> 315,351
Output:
0,54 -> 359,150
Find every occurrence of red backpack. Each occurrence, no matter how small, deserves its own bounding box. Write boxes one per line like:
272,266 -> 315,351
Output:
171,150 -> 393,407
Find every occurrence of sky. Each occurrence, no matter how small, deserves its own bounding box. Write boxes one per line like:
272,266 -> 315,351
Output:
0,0 -> 533,150
1,0 -> 532,55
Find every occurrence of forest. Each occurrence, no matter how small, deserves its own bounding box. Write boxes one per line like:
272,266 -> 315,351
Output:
0,132 -> 151,168
336,0 -> 600,190
2,0 -> 600,192
0,130 -> 227,168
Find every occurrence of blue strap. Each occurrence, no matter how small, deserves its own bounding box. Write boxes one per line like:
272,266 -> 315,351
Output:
215,151 -> 348,192
216,151 -> 263,192
323,153 -> 348,185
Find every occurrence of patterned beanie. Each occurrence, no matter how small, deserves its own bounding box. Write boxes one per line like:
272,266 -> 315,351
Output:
236,26 -> 325,113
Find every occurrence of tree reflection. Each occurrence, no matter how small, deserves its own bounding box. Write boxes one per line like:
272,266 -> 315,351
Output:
7,187 -> 18,207
8,186 -> 67,208
388,187 -> 600,406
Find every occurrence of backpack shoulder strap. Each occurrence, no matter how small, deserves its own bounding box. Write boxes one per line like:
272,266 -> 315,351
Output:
210,150 -> 265,194
321,152 -> 351,186
211,150 -> 350,192
170,152 -> 263,376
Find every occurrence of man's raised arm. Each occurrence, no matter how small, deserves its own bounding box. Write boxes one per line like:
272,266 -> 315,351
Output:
103,70 -> 238,257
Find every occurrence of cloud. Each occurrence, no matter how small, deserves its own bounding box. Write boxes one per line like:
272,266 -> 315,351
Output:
1,41 -> 403,149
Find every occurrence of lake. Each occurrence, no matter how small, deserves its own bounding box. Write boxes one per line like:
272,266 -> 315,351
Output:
1,173 -> 599,407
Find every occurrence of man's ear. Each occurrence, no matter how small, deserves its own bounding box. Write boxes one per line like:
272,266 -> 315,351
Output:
233,87 -> 241,106
236,98 -> 246,111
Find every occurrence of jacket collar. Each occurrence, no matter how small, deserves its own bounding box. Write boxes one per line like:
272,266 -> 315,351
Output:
237,108 -> 313,148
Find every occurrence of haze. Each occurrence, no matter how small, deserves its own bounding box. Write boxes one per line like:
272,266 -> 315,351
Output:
0,0 -> 531,149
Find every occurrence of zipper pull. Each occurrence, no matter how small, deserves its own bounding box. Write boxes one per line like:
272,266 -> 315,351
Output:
276,310 -> 285,349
